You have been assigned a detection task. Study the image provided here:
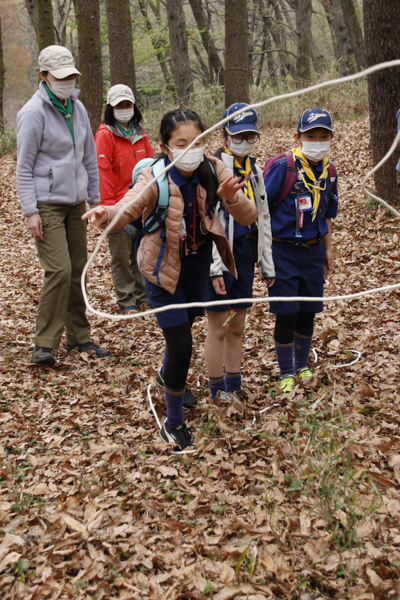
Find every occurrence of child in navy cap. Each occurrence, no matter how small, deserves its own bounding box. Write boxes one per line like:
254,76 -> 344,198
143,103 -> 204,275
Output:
264,108 -> 338,392
204,102 -> 275,400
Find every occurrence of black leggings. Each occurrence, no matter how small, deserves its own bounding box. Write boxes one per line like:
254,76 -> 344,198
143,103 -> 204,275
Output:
274,312 -> 315,345
161,317 -> 195,390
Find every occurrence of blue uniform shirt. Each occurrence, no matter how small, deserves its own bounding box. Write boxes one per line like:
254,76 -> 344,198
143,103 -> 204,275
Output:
264,156 -> 338,240
168,163 -> 207,248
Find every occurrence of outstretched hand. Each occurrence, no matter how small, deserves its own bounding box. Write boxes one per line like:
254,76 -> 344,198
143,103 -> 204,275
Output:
82,206 -> 108,232
217,174 -> 245,203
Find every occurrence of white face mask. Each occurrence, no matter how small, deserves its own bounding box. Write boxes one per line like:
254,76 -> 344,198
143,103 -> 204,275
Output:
114,108 -> 134,123
48,78 -> 75,100
228,137 -> 257,157
167,146 -> 204,172
301,141 -> 331,162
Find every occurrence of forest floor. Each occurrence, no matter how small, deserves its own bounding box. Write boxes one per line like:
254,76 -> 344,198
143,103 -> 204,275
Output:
1,118 -> 400,600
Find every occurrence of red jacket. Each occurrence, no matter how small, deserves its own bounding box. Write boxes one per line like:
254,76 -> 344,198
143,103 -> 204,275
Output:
94,122 -> 154,205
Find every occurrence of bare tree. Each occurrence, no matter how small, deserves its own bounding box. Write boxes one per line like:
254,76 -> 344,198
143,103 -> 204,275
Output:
137,0 -> 175,97
106,0 -> 136,93
363,0 -> 400,206
37,0 -> 56,50
0,17 -> 4,133
25,0 -> 38,38
339,0 -> 365,71
319,0 -> 353,77
53,0 -> 73,46
166,0 -> 194,105
225,0 -> 249,105
75,0 -> 103,134
187,0 -> 224,85
295,0 -> 311,85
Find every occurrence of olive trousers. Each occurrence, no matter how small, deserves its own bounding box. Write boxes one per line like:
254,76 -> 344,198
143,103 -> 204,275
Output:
34,202 -> 90,349
107,229 -> 147,309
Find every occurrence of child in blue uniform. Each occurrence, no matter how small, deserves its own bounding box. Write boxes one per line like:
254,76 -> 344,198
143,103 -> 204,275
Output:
84,109 -> 257,450
264,108 -> 338,392
205,103 -> 275,399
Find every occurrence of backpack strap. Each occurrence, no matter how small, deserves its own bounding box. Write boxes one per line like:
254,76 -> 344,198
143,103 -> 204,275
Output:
328,161 -> 337,193
269,153 -> 299,215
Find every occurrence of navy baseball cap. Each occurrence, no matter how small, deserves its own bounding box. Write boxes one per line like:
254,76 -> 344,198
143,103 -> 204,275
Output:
222,102 -> 260,135
298,108 -> 333,133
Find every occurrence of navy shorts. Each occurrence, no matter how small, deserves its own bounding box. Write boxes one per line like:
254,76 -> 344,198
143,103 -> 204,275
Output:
206,235 -> 256,312
268,239 -> 326,315
145,238 -> 213,328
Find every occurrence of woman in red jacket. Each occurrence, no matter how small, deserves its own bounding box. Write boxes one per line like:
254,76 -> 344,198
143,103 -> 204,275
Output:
95,84 -> 154,311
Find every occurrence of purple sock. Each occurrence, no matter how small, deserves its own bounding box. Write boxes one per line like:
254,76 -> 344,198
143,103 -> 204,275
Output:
161,345 -> 169,375
275,342 -> 294,377
165,385 -> 185,427
226,371 -> 241,393
294,333 -> 312,371
209,375 -> 226,399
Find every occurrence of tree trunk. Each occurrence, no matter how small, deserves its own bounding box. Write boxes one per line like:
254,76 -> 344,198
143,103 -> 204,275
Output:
0,17 -> 5,133
166,0 -> 194,105
311,38 -> 324,76
53,0 -> 73,46
187,0 -> 225,85
105,0 -> 136,94
76,0 -> 103,135
295,0 -> 312,85
225,0 -> 250,105
25,0 -> 38,39
363,0 -> 400,206
137,0 -> 176,98
340,0 -> 365,71
248,3 -> 257,86
320,0 -> 353,76
36,0 -> 55,51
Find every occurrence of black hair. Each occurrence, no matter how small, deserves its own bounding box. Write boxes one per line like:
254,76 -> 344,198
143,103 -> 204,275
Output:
104,103 -> 143,127
159,108 -> 218,208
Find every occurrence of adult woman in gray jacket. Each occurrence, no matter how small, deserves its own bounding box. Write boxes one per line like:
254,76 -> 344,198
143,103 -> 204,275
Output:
204,103 -> 275,400
16,45 -> 110,366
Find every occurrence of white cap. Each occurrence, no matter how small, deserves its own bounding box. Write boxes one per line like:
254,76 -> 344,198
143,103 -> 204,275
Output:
107,84 -> 135,107
38,45 -> 80,79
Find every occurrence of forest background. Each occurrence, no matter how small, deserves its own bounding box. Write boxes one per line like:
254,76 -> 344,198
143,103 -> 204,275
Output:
0,0 -> 399,203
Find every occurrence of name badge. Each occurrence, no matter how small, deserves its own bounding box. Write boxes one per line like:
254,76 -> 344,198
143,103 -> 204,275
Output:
297,195 -> 312,211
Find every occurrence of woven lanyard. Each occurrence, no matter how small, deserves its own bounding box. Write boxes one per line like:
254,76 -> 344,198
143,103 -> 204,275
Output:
184,189 -> 198,252
292,147 -> 329,221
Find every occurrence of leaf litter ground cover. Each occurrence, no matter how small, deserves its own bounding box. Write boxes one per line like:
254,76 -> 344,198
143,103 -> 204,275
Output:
0,117 -> 400,600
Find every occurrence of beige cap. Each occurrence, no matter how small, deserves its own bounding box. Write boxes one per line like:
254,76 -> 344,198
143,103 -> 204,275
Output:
107,84 -> 135,107
38,45 -> 80,79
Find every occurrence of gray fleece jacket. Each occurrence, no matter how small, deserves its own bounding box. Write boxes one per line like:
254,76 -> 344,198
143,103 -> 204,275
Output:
16,82 -> 100,217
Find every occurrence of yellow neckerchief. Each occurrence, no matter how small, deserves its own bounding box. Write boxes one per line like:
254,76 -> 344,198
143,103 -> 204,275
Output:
224,146 -> 255,205
292,147 -> 329,221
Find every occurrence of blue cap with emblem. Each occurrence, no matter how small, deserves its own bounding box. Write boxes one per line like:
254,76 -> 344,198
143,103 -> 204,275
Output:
222,102 -> 260,135
298,108 -> 333,133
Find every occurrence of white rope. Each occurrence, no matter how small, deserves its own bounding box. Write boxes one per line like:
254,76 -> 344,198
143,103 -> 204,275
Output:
82,59 -> 400,320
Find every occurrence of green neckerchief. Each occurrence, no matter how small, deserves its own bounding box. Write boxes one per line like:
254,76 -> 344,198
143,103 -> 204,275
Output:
44,83 -> 74,142
114,119 -> 133,138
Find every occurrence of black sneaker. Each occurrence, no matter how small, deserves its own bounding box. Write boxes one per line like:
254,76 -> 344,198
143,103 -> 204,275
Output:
159,420 -> 193,450
31,346 -> 55,367
155,367 -> 197,409
66,342 -> 111,358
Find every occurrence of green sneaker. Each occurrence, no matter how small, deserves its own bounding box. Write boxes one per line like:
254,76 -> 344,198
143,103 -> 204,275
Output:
279,374 -> 295,392
296,367 -> 312,379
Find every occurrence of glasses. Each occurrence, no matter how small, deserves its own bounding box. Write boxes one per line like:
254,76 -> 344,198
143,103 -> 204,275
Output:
230,133 -> 259,144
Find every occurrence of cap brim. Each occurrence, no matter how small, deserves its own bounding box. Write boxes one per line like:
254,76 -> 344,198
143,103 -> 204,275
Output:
109,95 -> 135,106
298,124 -> 333,133
48,66 -> 80,78
224,123 -> 260,135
